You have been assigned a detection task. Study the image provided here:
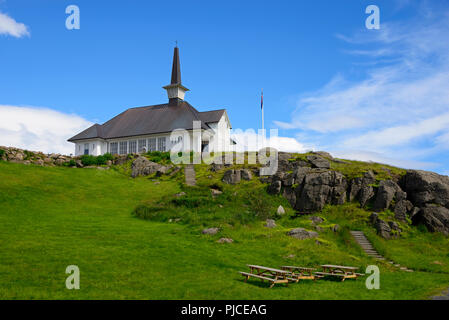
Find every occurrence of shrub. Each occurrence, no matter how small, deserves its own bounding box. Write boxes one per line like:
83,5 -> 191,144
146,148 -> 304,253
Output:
80,155 -> 97,166
68,159 -> 76,167
246,192 -> 272,220
132,205 -> 167,221
0,149 -> 5,159
146,151 -> 171,163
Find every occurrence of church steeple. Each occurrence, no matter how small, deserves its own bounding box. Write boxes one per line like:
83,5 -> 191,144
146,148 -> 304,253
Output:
163,46 -> 189,104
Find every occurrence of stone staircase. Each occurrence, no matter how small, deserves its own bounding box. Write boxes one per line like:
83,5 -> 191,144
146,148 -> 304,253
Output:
350,230 -> 414,272
350,231 -> 385,260
184,164 -> 196,186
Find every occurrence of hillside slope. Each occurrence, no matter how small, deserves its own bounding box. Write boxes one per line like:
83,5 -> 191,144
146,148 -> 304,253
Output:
1,160 -> 449,299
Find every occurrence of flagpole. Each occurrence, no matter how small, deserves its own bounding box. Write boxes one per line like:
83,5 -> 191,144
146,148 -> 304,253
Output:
261,89 -> 264,131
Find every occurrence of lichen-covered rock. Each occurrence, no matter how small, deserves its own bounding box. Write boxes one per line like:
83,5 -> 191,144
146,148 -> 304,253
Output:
217,237 -> 233,243
287,228 -> 318,240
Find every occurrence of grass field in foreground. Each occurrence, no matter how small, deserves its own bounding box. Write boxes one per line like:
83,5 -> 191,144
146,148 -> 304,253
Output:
1,161 -> 449,299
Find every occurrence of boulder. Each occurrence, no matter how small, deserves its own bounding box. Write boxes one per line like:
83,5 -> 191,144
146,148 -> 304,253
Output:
311,151 -> 333,160
43,157 -> 53,164
33,159 -> 44,166
131,156 -> 161,178
373,180 -> 403,212
202,227 -> 219,235
394,199 -> 413,222
276,205 -> 285,215
412,205 -> 449,235
402,170 -> 449,209
375,219 -> 392,239
55,159 -> 65,166
264,219 -> 276,228
282,187 -> 296,208
310,216 -> 324,225
306,155 -> 330,169
267,180 -> 282,194
294,170 -> 347,213
217,237 -> 233,243
241,169 -> 252,181
222,169 -> 241,184
369,212 -> 379,225
287,228 -> 318,240
210,189 -> 223,197
349,171 -> 376,207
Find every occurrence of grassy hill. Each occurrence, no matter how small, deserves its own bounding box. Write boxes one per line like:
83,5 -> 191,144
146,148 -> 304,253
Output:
1,160 -> 449,299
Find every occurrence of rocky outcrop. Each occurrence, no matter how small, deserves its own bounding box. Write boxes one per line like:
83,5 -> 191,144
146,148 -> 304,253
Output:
306,155 -> 330,169
0,146 -> 76,167
401,170 -> 449,209
222,169 -> 253,184
131,156 -> 168,178
295,170 -> 347,213
349,171 -> 376,207
373,180 -> 405,212
412,206 -> 449,235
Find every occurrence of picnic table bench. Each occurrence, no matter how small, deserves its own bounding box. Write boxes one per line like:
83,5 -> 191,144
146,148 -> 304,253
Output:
280,266 -> 317,282
240,265 -> 290,288
315,264 -> 362,281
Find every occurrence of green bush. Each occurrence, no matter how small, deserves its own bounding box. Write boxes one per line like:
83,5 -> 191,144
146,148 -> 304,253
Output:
80,155 -> 97,166
0,149 -> 5,159
80,153 -> 113,166
132,205 -> 168,221
146,151 -> 171,163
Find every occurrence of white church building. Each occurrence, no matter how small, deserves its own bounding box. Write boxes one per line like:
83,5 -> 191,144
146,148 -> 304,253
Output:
69,47 -> 234,156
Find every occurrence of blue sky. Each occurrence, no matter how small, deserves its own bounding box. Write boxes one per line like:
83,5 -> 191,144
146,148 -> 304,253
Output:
1,0 -> 449,174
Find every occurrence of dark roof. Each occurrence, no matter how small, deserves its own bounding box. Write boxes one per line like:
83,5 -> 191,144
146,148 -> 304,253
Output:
198,109 -> 226,124
171,47 -> 181,85
68,101 -> 227,142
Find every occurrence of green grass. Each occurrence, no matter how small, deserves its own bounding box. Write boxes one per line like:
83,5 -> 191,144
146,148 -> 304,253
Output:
1,161 -> 449,299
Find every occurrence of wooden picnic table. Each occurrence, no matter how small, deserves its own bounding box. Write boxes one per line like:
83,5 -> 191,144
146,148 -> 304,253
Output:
315,264 -> 361,281
240,265 -> 290,288
280,266 -> 317,282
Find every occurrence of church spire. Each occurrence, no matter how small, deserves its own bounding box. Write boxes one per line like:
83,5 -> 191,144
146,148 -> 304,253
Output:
171,46 -> 181,84
163,45 -> 189,104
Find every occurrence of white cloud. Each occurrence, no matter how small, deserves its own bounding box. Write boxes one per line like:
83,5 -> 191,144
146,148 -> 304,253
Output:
0,11 -> 29,37
0,105 -> 92,155
231,130 -> 311,153
275,6 -> 449,172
